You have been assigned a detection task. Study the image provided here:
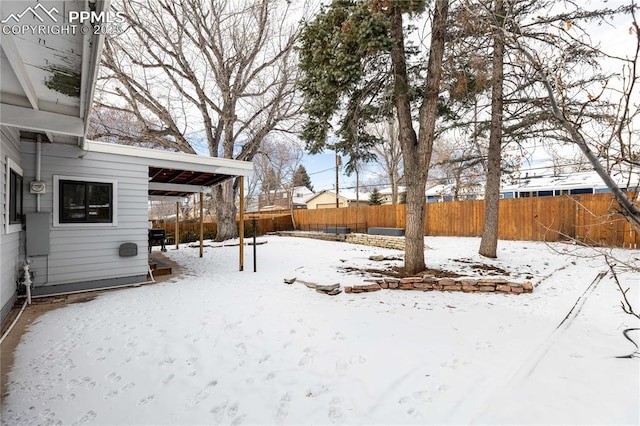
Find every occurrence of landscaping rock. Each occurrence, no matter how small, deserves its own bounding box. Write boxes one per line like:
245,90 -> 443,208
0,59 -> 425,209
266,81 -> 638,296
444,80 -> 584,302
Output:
316,283 -> 340,292
317,288 -> 341,296
479,278 -> 508,284
413,282 -> 433,291
439,278 -> 455,287
369,255 -> 385,261
478,285 -> 496,292
400,277 -> 423,284
443,284 -> 462,291
351,283 -> 382,293
284,277 -> 296,284
496,284 -> 511,293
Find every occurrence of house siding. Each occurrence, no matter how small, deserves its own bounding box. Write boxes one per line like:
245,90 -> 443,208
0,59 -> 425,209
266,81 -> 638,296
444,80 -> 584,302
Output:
20,143 -> 149,291
307,192 -> 349,209
1,126 -> 23,322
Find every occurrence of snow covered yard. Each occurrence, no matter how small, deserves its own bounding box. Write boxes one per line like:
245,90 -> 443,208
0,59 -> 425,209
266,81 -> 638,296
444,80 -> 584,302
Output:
1,235 -> 638,425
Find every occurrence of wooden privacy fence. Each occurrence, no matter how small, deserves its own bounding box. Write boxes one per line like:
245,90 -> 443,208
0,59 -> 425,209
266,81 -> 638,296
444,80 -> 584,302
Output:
152,213 -> 293,242
292,193 -> 639,248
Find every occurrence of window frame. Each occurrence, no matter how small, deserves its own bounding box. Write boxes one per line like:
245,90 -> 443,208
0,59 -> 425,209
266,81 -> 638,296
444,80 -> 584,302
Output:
53,175 -> 118,227
4,157 -> 24,234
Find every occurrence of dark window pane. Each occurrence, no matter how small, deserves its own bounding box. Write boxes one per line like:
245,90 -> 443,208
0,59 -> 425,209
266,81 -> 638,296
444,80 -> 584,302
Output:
570,188 -> 593,195
59,180 -> 113,223
9,169 -> 23,224
88,183 -> 111,221
61,181 -> 87,222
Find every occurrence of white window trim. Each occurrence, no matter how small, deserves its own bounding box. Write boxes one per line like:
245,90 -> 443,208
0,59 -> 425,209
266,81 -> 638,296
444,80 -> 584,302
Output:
53,175 -> 118,227
5,157 -> 23,234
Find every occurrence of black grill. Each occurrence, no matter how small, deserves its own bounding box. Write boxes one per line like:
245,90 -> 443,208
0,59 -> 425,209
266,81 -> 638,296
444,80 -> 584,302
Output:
148,228 -> 167,252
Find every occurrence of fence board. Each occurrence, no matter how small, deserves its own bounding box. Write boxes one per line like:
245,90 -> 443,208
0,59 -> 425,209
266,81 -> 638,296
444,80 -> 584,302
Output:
292,194 -> 639,248
152,194 -> 637,247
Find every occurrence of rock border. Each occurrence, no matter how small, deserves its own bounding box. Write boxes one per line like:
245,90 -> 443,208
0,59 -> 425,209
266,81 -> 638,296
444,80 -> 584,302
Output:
344,275 -> 532,295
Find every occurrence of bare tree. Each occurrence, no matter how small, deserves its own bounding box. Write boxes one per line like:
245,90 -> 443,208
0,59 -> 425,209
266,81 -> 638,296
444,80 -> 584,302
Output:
95,0 -> 303,240
430,135 -> 485,198
370,119 -> 403,204
254,137 -> 304,208
505,2 -> 640,229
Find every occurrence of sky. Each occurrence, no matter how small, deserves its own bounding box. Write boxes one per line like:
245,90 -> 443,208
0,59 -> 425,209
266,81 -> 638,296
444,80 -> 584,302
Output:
1,235 -> 638,425
298,0 -> 640,193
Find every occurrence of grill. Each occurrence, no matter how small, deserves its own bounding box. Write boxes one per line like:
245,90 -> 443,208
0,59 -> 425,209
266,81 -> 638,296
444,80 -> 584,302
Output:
148,228 -> 167,252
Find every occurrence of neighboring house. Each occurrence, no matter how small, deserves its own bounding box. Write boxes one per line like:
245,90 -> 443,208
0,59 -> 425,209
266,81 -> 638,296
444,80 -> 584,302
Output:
500,170 -> 639,198
378,186 -> 406,204
0,1 -> 253,323
305,190 -> 370,209
425,182 -> 485,203
258,186 -> 313,211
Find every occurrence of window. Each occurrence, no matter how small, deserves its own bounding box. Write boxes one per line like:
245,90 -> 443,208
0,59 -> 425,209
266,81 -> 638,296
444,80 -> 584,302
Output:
54,176 -> 117,226
570,188 -> 593,195
5,157 -> 23,233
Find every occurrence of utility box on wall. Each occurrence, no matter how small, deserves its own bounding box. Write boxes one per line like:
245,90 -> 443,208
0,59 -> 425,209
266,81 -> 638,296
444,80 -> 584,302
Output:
26,212 -> 50,256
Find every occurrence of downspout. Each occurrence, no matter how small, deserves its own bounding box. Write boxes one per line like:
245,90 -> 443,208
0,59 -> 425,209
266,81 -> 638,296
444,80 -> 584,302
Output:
36,134 -> 41,212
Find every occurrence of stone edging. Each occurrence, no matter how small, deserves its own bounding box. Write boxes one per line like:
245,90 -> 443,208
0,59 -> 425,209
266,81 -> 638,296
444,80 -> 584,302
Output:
345,276 -> 533,295
345,233 -> 404,250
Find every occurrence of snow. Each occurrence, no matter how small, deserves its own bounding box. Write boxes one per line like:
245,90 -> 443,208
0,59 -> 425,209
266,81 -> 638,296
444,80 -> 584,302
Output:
2,235 -> 639,425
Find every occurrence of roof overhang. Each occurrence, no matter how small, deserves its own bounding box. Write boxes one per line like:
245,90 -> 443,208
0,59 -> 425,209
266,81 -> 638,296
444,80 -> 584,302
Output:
0,0 -> 109,145
85,140 -> 254,198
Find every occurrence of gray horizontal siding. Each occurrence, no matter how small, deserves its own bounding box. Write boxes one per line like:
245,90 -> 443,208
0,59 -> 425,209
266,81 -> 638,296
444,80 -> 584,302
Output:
1,126 -> 22,322
20,143 -> 149,288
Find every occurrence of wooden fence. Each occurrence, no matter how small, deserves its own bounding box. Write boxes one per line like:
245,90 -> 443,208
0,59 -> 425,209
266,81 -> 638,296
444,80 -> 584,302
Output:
152,213 -> 293,242
151,194 -> 638,248
293,193 -> 639,248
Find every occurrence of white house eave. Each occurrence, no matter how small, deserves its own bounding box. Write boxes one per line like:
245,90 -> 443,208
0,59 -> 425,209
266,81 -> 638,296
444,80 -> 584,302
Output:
149,182 -> 213,193
0,104 -> 85,136
79,0 -> 110,148
149,195 -> 188,202
85,140 -> 254,176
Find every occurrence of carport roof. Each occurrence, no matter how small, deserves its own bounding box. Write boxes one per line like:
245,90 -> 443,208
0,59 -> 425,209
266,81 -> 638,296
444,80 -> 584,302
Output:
85,140 -> 253,199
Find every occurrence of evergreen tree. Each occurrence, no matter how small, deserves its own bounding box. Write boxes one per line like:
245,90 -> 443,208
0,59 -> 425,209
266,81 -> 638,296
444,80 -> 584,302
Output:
292,165 -> 314,192
299,0 -> 450,274
368,188 -> 383,205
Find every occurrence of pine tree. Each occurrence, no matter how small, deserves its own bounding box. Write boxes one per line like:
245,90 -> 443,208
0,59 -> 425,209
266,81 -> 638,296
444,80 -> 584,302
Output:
368,188 -> 383,205
292,165 -> 314,192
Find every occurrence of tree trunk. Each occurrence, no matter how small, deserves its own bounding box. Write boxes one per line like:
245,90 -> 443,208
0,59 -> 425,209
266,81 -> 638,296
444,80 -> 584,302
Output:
390,4 -> 424,274
479,0 -> 505,259
389,0 -> 449,274
214,179 -> 238,241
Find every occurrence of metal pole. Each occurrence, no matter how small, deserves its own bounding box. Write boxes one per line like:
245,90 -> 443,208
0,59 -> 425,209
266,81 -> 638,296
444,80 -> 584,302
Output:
335,151 -> 340,208
239,177 -> 245,271
199,191 -> 204,258
252,216 -> 257,272
175,201 -> 180,250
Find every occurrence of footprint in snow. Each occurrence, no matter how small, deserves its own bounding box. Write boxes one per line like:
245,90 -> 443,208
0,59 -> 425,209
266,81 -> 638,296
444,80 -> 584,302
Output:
328,397 -> 343,423
104,390 -> 119,400
138,394 -> 155,406
277,393 -> 291,420
192,381 -> 218,406
74,410 -> 97,425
